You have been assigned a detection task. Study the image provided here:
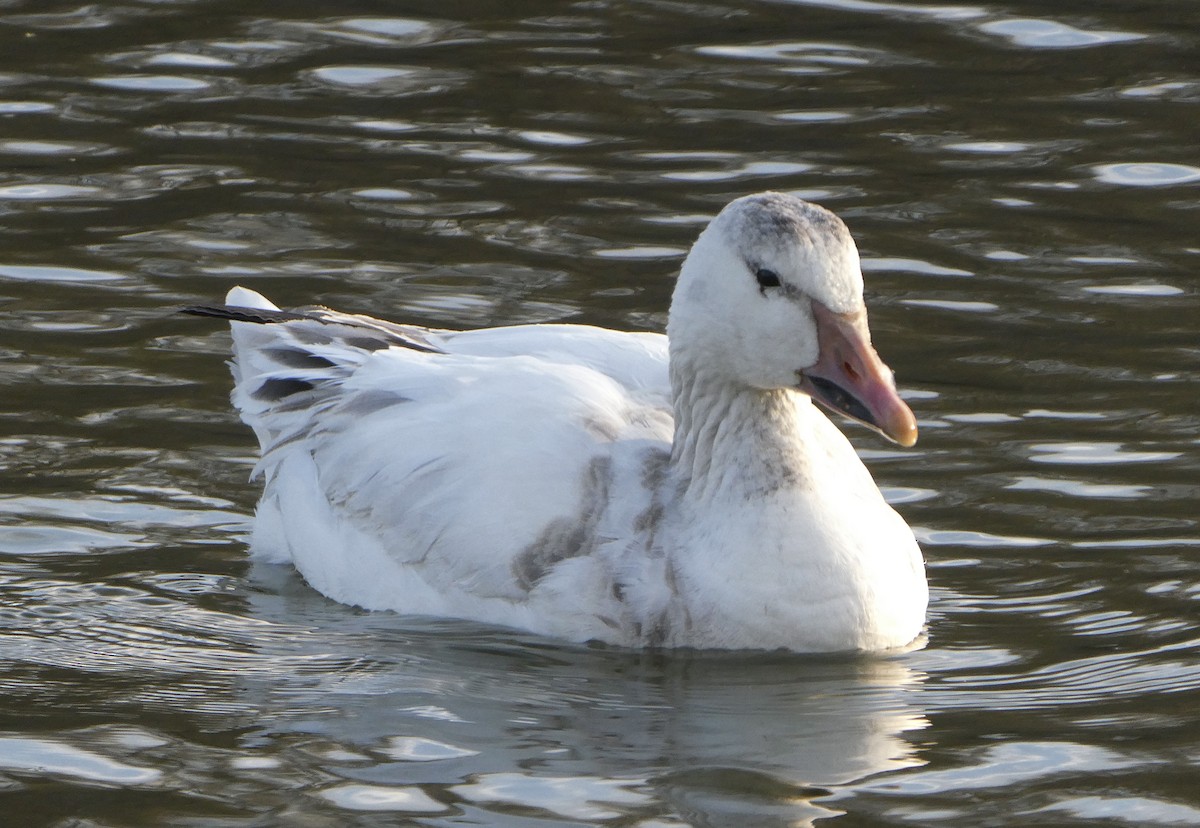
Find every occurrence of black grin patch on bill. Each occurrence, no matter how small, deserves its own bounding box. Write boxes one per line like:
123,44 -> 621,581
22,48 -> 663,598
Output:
806,375 -> 875,428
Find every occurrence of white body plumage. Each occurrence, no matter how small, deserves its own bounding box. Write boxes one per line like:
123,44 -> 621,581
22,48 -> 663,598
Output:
207,192 -> 927,652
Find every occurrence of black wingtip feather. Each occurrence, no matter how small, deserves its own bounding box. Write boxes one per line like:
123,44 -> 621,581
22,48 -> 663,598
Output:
181,301 -> 446,355
179,304 -> 314,325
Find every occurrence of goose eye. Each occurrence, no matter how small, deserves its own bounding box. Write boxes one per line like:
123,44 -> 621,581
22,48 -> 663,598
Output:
755,268 -> 781,289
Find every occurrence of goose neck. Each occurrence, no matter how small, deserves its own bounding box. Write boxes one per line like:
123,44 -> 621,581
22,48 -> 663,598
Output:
668,360 -> 811,501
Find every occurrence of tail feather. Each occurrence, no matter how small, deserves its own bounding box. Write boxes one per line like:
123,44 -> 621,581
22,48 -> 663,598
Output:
226,286 -> 276,310
182,285 -> 446,456
180,304 -> 314,325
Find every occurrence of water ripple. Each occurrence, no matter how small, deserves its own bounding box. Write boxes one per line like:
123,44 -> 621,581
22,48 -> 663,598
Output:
1038,794 -> 1200,824
0,264 -> 126,283
854,741 -> 1138,795
1093,162 -> 1200,187
1029,443 -> 1181,466
0,183 -> 102,200
695,41 -> 903,71
468,774 -> 651,820
0,736 -> 162,786
920,640 -> 1200,711
90,74 -> 213,92
306,65 -> 466,97
316,783 -> 450,813
978,18 -> 1147,49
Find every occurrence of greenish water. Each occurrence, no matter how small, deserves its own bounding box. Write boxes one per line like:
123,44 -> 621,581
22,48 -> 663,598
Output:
1,0 -> 1199,825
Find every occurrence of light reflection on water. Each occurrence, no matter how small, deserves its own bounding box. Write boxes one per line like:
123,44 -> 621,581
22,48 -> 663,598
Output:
1,0 -> 1199,824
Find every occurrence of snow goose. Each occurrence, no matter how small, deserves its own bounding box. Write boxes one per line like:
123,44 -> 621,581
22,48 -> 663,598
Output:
185,192 -> 927,652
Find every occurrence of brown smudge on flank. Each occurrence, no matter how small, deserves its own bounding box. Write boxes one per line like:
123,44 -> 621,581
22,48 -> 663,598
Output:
512,456 -> 612,591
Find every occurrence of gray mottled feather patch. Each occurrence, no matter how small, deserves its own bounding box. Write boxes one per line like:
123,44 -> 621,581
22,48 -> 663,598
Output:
343,335 -> 391,352
261,421 -> 322,457
512,456 -> 612,591
633,448 -> 670,533
338,389 -> 412,417
263,347 -> 337,370
639,447 -> 670,490
287,326 -> 334,347
253,377 -> 316,402
582,415 -> 621,441
730,192 -> 850,263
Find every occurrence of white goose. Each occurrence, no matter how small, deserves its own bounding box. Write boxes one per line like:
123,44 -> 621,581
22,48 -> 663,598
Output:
187,192 -> 927,652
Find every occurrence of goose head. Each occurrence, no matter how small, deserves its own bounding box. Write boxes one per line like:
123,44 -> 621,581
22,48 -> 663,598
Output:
667,192 -> 917,446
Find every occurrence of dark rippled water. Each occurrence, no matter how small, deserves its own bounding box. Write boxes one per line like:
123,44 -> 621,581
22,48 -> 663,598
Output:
2,0 -> 1199,825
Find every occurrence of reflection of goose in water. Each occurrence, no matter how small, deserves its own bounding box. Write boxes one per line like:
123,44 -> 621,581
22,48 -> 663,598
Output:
0,561 -> 928,824
187,192 -> 927,652
234,572 -> 931,826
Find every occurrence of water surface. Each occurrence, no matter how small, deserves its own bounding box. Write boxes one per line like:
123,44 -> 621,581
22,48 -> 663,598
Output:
2,0 -> 1200,825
